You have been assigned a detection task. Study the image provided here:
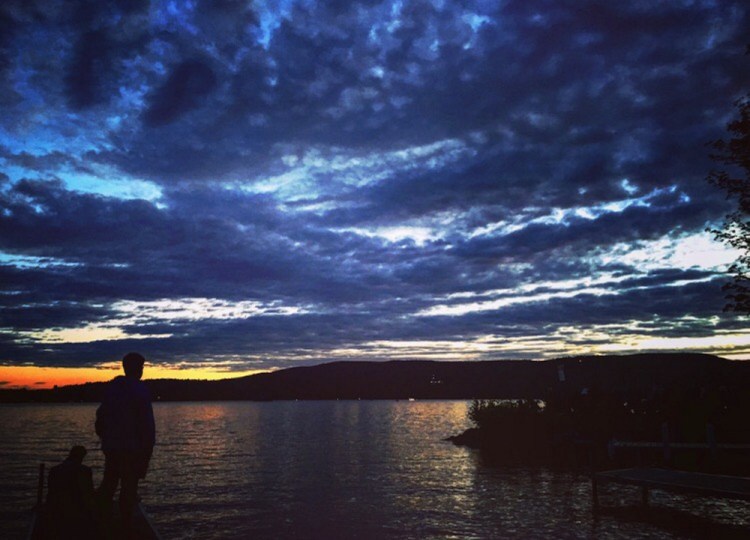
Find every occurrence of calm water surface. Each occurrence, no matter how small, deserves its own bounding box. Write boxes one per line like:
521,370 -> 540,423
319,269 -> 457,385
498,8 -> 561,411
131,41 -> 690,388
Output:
1,401 -> 748,539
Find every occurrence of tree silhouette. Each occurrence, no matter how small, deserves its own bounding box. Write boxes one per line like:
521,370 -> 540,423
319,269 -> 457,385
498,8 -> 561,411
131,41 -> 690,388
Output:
708,52 -> 750,313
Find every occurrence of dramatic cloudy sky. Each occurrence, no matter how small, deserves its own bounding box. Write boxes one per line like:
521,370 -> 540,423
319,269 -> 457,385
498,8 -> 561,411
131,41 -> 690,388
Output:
1,0 -> 748,380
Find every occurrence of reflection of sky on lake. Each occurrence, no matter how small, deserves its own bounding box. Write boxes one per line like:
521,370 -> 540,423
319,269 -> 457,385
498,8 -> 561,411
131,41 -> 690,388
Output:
1,402 -> 749,539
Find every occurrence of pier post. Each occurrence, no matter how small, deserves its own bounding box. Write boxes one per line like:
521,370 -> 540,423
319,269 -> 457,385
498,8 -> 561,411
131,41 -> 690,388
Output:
707,423 -> 717,462
37,463 -> 45,507
592,475 -> 599,511
661,422 -> 671,465
640,485 -> 649,507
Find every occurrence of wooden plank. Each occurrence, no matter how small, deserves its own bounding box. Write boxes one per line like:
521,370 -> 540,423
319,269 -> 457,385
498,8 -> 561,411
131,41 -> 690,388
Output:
612,442 -> 750,450
28,502 -> 161,540
134,503 -> 162,540
25,509 -> 39,540
105,502 -> 162,540
595,468 -> 750,501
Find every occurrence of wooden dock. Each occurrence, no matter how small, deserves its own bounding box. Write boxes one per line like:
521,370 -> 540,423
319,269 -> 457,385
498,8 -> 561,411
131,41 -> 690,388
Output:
28,502 -> 161,540
27,463 -> 161,540
592,467 -> 750,509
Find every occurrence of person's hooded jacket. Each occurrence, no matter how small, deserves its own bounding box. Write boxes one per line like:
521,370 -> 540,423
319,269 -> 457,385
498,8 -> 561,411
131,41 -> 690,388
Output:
95,375 -> 155,453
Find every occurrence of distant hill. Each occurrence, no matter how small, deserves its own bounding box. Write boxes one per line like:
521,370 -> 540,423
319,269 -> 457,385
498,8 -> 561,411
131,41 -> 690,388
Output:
1,353 -> 748,403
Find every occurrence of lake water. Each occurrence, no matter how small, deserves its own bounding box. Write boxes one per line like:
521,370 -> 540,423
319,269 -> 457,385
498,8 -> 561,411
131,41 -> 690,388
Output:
1,401 -> 749,539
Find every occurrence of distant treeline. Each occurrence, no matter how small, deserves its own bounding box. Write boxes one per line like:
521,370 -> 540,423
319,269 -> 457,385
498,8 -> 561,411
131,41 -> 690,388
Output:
1,353 -> 749,405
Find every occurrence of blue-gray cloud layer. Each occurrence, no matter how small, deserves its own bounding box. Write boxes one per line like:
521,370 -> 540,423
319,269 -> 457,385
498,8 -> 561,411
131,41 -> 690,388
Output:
0,0 -> 747,368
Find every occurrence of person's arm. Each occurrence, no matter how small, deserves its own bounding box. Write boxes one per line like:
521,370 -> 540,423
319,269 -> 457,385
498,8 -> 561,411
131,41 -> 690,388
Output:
95,385 -> 113,439
137,384 -> 156,449
147,400 -> 156,448
135,388 -> 156,479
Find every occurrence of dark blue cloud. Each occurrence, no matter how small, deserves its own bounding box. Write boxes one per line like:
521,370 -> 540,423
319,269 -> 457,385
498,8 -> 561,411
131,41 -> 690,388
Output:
143,59 -> 218,126
0,0 -> 747,369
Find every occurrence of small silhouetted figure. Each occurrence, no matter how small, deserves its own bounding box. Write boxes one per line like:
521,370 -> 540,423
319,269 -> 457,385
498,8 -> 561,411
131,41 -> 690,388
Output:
96,352 -> 156,535
46,445 -> 96,539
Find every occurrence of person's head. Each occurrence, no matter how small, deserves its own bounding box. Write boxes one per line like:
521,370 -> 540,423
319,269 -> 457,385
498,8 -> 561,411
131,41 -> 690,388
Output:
122,352 -> 146,380
68,445 -> 87,464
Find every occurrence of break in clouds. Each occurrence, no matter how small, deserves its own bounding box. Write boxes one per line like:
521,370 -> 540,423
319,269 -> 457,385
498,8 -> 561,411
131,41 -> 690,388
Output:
0,0 -> 748,371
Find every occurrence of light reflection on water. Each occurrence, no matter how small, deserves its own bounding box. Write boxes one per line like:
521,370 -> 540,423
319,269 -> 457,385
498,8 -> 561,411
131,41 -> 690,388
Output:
1,401 -> 749,539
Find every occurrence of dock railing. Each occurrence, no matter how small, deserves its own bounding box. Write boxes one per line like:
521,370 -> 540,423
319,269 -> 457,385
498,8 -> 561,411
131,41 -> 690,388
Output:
607,423 -> 750,468
593,423 -> 750,511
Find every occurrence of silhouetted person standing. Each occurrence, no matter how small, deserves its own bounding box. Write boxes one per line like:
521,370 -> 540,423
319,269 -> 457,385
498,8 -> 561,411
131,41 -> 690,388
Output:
96,352 -> 156,536
46,445 -> 96,539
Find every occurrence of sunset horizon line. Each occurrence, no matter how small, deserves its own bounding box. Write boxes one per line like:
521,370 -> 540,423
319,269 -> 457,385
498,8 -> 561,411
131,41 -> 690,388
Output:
1,349 -> 745,390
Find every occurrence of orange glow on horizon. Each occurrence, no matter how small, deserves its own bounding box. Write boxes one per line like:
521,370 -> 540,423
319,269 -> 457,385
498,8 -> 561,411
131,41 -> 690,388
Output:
0,364 -> 269,389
